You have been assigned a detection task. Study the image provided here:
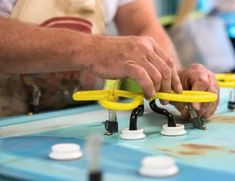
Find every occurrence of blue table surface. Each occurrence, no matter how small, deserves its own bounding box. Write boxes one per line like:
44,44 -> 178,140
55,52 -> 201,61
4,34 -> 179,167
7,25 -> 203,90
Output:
0,88 -> 234,181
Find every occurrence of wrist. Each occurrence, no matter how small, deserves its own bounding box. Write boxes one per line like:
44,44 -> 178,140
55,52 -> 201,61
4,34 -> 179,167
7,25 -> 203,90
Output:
68,30 -> 98,71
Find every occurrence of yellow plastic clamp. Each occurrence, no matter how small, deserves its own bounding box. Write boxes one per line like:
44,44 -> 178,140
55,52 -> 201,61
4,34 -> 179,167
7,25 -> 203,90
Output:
73,90 -> 144,111
216,73 -> 235,88
150,90 -> 217,103
73,90 -> 217,111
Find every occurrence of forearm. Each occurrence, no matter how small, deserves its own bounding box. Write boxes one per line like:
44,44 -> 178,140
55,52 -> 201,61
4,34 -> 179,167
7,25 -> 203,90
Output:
137,23 -> 182,70
0,17 -> 94,74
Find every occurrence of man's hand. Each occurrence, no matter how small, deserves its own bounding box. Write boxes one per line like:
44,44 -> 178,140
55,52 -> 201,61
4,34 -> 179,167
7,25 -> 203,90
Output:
0,18 -> 182,99
88,36 -> 183,98
175,64 -> 219,119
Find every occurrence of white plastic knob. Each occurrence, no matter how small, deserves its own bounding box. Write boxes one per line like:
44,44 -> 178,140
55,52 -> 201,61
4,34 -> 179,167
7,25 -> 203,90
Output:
120,128 -> 146,140
161,124 -> 187,136
49,143 -> 83,160
139,156 -> 179,177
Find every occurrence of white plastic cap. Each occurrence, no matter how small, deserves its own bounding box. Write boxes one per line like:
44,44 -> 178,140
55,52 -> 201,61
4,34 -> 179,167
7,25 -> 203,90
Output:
161,124 -> 187,136
120,128 -> 146,140
141,156 -> 176,168
139,156 -> 179,177
49,143 -> 83,160
51,143 -> 80,153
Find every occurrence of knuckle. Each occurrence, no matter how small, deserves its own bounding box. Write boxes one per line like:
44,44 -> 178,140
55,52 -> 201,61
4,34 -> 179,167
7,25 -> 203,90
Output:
162,66 -> 172,78
144,36 -> 155,43
166,59 -> 175,68
210,72 -> 217,80
190,64 -> 205,71
128,36 -> 143,50
137,37 -> 147,44
129,35 -> 139,42
137,37 -> 154,50
154,46 -> 162,55
133,66 -> 145,76
139,55 -> 147,62
132,45 -> 141,54
135,41 -> 147,51
197,77 -> 209,85
154,73 -> 162,83
125,63 -> 137,75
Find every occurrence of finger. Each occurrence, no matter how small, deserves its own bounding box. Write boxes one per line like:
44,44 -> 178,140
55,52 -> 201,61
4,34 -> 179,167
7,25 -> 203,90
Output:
147,52 -> 172,93
162,56 -> 182,93
202,97 -> 219,118
203,101 -> 218,118
198,102 -> 211,117
171,67 -> 183,93
191,76 -> 210,111
126,63 -> 155,98
201,73 -> 220,118
139,58 -> 163,93
179,69 -> 190,90
159,62 -> 172,105
201,90 -> 219,118
174,102 -> 188,120
147,52 -> 171,104
152,43 -> 183,93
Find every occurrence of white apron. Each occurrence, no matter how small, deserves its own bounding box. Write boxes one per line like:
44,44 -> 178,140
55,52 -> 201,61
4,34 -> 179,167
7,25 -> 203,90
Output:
0,0 -> 105,116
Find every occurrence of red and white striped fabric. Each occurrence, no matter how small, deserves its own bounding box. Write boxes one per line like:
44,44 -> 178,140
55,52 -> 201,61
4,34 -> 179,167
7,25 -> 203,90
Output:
40,17 -> 92,33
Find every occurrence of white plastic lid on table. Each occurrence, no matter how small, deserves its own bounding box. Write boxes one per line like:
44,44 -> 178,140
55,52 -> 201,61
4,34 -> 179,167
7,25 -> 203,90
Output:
49,143 -> 83,160
161,124 -> 187,136
139,156 -> 179,177
120,128 -> 146,140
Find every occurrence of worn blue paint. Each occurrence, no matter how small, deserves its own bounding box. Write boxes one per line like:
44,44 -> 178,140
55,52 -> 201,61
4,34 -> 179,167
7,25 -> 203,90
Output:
0,103 -> 100,127
0,136 -> 235,181
0,88 -> 234,180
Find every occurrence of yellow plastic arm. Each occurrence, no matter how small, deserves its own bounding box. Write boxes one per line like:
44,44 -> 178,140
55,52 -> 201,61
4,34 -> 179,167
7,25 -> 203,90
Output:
218,82 -> 235,88
73,90 -> 109,101
98,91 -> 143,111
73,89 -> 217,112
216,73 -> 235,88
73,90 -> 144,111
150,90 -> 217,103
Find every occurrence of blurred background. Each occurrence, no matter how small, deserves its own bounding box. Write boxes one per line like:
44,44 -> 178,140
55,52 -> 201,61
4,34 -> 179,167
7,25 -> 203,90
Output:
115,0 -> 235,91
154,0 -> 235,46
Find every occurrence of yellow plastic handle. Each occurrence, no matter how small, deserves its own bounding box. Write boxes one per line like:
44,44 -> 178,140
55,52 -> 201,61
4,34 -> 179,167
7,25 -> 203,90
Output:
216,73 -> 235,81
216,73 -> 235,88
98,90 -> 143,111
218,81 -> 235,88
73,90 -> 109,101
73,90 -> 217,111
151,90 -> 217,103
73,90 -> 144,111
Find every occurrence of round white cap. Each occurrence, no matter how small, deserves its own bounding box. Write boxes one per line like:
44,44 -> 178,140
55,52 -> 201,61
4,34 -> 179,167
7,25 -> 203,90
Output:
141,156 -> 176,168
49,143 -> 83,160
139,156 -> 179,177
140,165 -> 179,177
51,143 -> 80,153
120,128 -> 146,140
49,151 -> 83,160
161,124 -> 187,136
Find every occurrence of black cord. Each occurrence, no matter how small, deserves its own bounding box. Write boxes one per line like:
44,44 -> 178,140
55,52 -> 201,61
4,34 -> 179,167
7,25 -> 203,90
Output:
129,105 -> 144,130
149,99 -> 176,127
